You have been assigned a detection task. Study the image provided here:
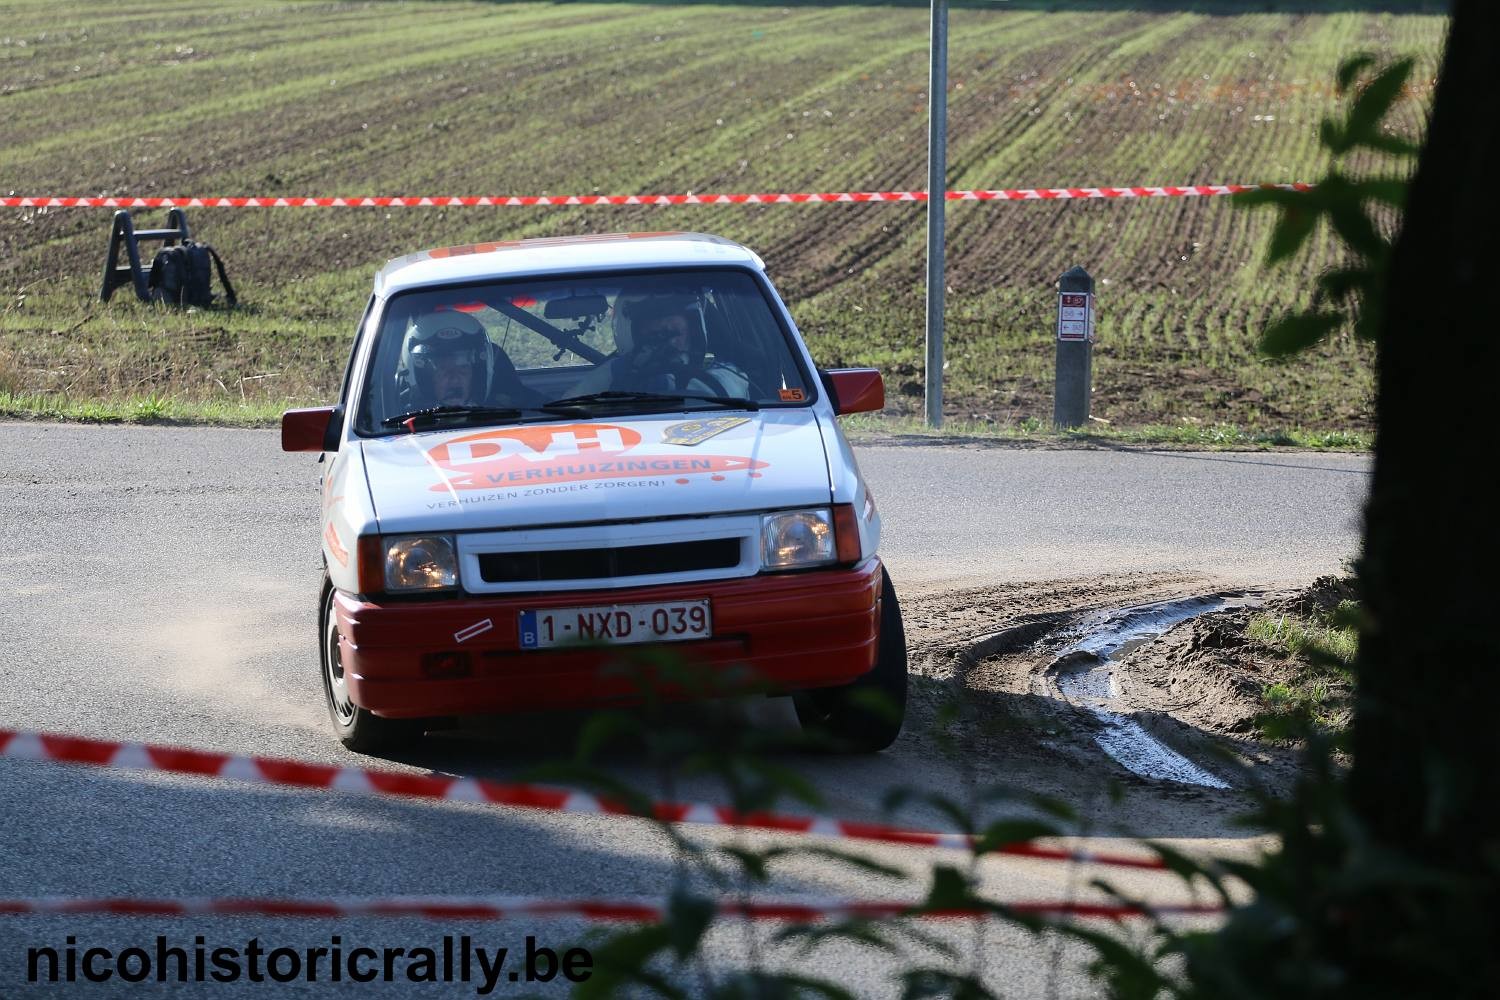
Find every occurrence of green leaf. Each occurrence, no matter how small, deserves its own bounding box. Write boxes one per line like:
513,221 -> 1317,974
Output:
1369,134 -> 1423,158
1353,304 -> 1384,343
1266,205 -> 1318,265
869,918 -> 962,961
880,787 -> 975,833
974,819 -> 1062,856
1059,923 -> 1173,1000
730,971 -> 859,1000
774,919 -> 902,958
1350,177 -> 1409,208
920,865 -> 980,911
1316,268 -> 1372,304
771,844 -> 909,881
574,710 -> 642,763
1320,117 -> 1351,156
666,887 -> 716,959
1326,200 -> 1387,259
1234,186 -> 1307,208
899,969 -> 998,1000
1140,841 -> 1236,905
1260,313 -> 1342,358
1018,791 -> 1079,824
741,756 -> 825,808
1345,58 -> 1414,149
519,761 -> 655,817
718,845 -> 772,882
846,686 -> 902,723
573,925 -> 682,1000
1335,53 -> 1378,93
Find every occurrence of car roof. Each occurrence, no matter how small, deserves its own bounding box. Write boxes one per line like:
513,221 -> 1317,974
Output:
374,232 -> 765,296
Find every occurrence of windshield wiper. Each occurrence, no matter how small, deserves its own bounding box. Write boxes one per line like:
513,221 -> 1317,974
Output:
381,405 -> 525,430
542,390 -> 760,412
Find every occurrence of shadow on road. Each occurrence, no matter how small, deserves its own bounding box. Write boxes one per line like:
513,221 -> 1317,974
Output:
356,672 -> 1288,846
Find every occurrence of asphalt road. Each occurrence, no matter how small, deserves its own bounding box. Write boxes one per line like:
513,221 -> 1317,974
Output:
0,423 -> 1369,997
862,442 -> 1369,591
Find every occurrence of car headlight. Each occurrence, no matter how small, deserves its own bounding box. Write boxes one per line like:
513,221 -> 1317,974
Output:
761,508 -> 835,570
384,535 -> 459,591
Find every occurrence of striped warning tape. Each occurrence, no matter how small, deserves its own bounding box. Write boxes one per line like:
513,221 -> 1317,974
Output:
0,184 -> 1309,209
0,728 -> 1164,870
0,895 -> 1224,922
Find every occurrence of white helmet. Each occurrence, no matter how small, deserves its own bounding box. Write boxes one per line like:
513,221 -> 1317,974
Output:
397,311 -> 494,406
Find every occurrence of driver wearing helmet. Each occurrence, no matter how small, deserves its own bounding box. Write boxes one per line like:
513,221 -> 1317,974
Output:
398,311 -> 533,409
615,297 -> 751,397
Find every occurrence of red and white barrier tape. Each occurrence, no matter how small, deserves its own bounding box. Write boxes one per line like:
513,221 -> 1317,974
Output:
0,728 -> 1163,870
0,184 -> 1308,209
0,896 -> 1223,922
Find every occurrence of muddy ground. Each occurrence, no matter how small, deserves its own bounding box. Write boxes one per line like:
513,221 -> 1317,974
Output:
900,572 -> 1350,840
1117,576 -> 1356,739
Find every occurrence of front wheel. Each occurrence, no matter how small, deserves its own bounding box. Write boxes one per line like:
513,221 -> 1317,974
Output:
320,577 -> 423,754
793,566 -> 908,752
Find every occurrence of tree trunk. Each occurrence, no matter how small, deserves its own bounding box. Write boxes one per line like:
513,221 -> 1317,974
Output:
1351,0 -> 1500,989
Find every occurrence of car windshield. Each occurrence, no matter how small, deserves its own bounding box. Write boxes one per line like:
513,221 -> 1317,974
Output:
356,268 -> 813,434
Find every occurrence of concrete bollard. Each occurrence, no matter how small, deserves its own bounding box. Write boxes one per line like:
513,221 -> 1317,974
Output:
1053,266 -> 1096,429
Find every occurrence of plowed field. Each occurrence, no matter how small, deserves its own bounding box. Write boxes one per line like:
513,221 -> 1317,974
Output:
0,1 -> 1447,430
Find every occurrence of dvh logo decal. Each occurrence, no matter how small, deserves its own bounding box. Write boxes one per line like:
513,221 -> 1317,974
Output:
426,423 -> 766,491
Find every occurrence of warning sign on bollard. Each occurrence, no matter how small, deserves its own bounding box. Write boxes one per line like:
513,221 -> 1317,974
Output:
1057,292 -> 1095,342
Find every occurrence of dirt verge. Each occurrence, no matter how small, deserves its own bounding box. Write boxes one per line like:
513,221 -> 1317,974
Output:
911,576 -> 1356,838
1116,576 -> 1356,739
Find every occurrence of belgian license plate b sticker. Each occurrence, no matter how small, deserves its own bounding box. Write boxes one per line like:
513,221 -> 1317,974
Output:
519,600 -> 712,649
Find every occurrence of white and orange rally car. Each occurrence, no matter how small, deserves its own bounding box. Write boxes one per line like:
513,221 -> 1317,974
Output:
283,232 -> 905,753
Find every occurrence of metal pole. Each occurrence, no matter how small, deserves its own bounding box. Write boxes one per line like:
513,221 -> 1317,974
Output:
924,0 -> 948,429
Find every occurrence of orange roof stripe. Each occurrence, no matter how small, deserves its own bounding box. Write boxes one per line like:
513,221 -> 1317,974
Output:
424,231 -> 685,260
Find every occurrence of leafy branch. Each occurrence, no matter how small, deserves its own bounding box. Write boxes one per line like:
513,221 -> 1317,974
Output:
1237,55 -> 1421,356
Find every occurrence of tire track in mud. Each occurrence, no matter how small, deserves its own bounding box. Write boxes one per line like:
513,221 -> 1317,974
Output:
893,572 -> 1275,837
901,571 -> 1212,681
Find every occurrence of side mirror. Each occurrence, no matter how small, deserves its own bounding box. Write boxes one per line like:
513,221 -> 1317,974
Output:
824,369 -> 885,415
281,405 -> 338,452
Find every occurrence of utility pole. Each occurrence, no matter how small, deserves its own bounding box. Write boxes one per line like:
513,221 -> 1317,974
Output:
924,0 -> 948,428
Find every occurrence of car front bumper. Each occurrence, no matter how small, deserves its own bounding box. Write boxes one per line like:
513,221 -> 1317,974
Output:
334,558 -> 884,718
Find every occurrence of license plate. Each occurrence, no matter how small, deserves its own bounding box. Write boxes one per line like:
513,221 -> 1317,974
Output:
518,600 -> 712,650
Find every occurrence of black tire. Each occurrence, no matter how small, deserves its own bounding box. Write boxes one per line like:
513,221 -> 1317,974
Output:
793,566 -> 908,752
319,576 -> 423,754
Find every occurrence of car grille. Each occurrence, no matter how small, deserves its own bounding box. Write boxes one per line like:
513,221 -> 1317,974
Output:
478,538 -> 743,584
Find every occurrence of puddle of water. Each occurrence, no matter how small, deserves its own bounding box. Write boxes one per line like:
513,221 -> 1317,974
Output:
1052,651 -> 1116,700
1084,710 -> 1231,789
1066,596 -> 1231,660
1047,595 -> 1257,791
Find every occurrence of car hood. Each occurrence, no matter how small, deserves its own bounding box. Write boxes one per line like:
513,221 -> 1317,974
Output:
359,410 -> 833,534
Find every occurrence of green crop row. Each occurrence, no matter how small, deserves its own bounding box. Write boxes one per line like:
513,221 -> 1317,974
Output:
0,2 -> 1448,431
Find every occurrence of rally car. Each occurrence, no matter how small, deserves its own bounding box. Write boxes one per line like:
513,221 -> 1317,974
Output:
282,232 -> 906,753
